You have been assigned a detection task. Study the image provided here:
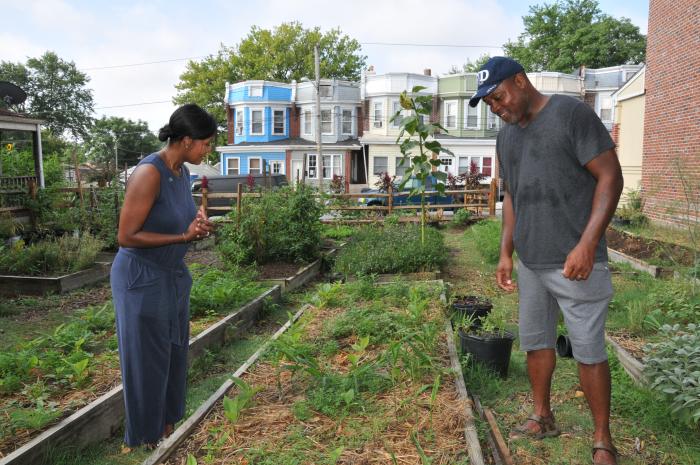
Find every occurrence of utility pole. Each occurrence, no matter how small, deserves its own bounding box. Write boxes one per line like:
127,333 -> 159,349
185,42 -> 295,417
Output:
315,44 -> 324,192
113,133 -> 119,185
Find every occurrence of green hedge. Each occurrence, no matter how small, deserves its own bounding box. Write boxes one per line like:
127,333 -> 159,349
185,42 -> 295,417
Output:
0,233 -> 104,276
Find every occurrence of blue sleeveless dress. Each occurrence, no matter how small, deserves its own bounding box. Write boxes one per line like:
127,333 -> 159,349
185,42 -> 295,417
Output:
110,152 -> 196,446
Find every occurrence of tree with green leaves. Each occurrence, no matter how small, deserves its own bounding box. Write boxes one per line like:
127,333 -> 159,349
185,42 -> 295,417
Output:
503,0 -> 646,72
84,116 -> 160,177
393,87 -> 452,244
174,22 -> 366,130
0,52 -> 94,139
448,54 -> 492,74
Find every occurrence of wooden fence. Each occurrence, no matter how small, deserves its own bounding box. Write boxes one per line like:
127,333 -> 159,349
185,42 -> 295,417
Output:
195,179 -> 498,224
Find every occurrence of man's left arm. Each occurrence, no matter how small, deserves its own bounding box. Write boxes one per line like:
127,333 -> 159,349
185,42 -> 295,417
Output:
562,148 -> 624,280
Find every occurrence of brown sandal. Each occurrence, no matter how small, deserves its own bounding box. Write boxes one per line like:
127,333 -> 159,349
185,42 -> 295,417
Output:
509,413 -> 561,440
592,441 -> 618,465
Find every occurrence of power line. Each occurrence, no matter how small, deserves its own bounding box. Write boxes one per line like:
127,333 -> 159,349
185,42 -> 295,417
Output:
81,56 -> 208,71
94,100 -> 172,110
360,42 -> 502,48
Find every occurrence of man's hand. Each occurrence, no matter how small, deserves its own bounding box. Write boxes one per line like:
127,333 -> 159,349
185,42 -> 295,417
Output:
496,255 -> 517,292
562,242 -> 595,280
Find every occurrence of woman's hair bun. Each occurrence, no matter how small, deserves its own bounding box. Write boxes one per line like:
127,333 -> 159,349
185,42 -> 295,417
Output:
158,124 -> 172,142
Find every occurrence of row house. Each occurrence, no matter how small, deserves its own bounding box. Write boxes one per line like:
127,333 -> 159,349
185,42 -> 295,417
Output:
216,79 -> 364,192
579,64 -> 645,131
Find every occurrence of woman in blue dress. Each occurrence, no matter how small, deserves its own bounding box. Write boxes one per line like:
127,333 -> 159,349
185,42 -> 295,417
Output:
111,104 -> 216,449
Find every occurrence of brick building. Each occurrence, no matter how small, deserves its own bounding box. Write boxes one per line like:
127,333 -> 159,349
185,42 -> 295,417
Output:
642,0 -> 700,225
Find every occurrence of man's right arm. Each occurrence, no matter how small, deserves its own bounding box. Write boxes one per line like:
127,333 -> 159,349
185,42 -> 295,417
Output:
496,189 -> 517,292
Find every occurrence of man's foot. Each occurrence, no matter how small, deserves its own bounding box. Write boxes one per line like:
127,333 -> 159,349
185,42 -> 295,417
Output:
509,413 -> 561,440
592,441 -> 618,465
163,423 -> 174,438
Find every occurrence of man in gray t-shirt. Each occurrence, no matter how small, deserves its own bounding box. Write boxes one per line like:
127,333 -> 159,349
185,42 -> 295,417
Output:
470,57 -> 623,465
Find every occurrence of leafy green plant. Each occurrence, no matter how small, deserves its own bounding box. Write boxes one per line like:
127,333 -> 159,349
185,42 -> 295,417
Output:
393,86 -> 452,244
616,187 -> 648,227
643,323 -> 700,425
189,266 -> 265,318
449,208 -> 472,227
0,233 -> 103,276
468,220 -> 502,265
217,185 -> 323,266
222,377 -> 261,425
333,223 -> 447,276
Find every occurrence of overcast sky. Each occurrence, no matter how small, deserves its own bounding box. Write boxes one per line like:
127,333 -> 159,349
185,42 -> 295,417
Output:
1,0 -> 649,134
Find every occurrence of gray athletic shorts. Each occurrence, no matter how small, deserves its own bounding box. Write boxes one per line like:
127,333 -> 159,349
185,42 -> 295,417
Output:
517,261 -> 613,364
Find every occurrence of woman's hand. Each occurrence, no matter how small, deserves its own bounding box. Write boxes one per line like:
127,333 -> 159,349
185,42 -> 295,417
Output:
185,206 -> 215,241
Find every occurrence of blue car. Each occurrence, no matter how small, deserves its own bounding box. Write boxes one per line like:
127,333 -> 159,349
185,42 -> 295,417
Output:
358,175 -> 454,209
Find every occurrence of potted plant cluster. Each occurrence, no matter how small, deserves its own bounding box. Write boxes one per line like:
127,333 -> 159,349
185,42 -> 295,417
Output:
451,294 -> 492,325
455,304 -> 515,378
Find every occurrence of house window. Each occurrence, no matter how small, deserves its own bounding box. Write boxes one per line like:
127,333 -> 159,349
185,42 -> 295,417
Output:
273,110 -> 285,135
599,95 -> 613,122
458,156 -> 493,177
321,109 -> 332,134
307,154 -> 317,178
391,101 -> 404,128
322,154 -> 343,179
319,84 -> 332,97
249,85 -> 262,97
271,160 -> 284,175
303,110 -> 312,135
226,157 -> 239,175
486,107 -> 497,130
342,109 -> 353,134
465,101 -> 479,129
250,110 -> 263,135
395,157 -> 410,177
249,157 -> 262,175
445,101 -> 457,129
439,157 -> 453,173
373,101 -> 383,128
373,156 -> 388,175
235,110 -> 243,135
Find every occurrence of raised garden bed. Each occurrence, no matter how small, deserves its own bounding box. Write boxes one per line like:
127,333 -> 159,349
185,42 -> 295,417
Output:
0,254 -> 328,465
0,262 -> 112,297
606,227 -> 695,271
150,280 -> 484,465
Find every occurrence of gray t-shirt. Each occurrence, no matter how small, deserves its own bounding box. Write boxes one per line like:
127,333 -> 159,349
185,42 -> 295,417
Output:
497,94 -> 615,268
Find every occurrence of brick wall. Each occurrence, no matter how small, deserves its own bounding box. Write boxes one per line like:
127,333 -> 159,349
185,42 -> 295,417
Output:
611,123 -> 620,146
642,0 -> 700,226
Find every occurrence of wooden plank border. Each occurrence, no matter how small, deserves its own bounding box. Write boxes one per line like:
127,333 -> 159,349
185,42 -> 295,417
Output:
0,263 -> 111,297
607,247 -> 663,278
141,305 -> 309,465
605,333 -> 646,384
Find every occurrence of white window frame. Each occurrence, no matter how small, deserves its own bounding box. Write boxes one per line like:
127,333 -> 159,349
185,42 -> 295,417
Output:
249,85 -> 263,97
373,156 -> 388,175
457,155 -> 493,178
391,100 -> 403,128
226,157 -> 240,175
306,153 -> 318,178
444,100 -> 457,129
319,84 -> 332,97
486,107 -> 497,130
250,109 -> 264,135
303,109 -> 312,135
235,110 -> 244,135
341,109 -> 353,135
272,109 -> 285,135
439,156 -> 453,173
248,157 -> 262,175
395,157 -> 410,177
322,154 -> 343,179
321,108 -> 333,135
464,101 -> 481,129
373,101 -> 383,128
270,160 -> 284,175
598,93 -> 613,122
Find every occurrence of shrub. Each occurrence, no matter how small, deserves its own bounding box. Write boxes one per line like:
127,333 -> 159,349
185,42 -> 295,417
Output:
217,185 -> 323,267
468,220 -> 502,264
616,187 -> 648,227
643,323 -> 700,425
333,224 -> 447,276
0,233 -> 103,276
450,208 -> 472,227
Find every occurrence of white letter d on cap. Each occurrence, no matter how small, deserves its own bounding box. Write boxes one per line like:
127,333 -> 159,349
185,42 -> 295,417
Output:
477,70 -> 489,84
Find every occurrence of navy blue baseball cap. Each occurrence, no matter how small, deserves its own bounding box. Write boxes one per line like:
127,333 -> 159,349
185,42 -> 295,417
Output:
468,56 -> 525,107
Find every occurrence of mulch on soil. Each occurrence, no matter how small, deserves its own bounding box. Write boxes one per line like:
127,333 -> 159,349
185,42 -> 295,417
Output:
606,228 -> 694,266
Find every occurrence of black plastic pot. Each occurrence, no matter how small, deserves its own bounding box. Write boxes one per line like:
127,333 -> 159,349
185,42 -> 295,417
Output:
452,295 -> 493,322
556,334 -> 574,358
459,329 -> 515,378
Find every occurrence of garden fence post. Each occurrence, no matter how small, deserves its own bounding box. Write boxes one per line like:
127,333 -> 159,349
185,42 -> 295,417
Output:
489,179 -> 497,217
27,178 -> 37,230
236,182 -> 242,229
388,184 -> 393,216
72,148 -> 84,209
463,183 -> 468,209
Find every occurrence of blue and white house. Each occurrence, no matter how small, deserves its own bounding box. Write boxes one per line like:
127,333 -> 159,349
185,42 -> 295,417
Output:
217,80 -> 294,179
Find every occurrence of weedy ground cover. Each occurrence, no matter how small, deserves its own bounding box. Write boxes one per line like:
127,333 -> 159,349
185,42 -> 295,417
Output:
165,280 -> 471,465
